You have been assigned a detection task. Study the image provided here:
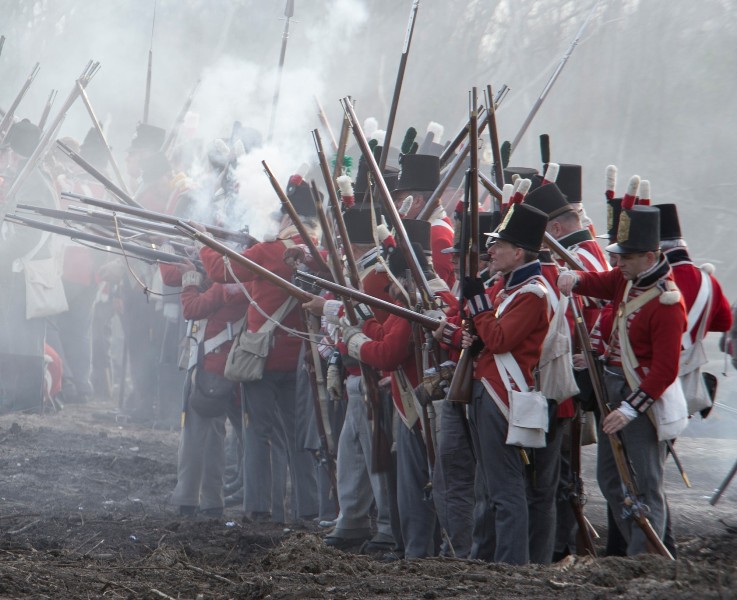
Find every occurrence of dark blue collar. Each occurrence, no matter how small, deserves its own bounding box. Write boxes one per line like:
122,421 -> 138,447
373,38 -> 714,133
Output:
634,255 -> 671,289
663,247 -> 692,266
505,260 -> 542,289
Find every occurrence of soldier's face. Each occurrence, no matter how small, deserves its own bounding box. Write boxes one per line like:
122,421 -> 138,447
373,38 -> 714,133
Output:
616,252 -> 654,280
488,239 -> 521,274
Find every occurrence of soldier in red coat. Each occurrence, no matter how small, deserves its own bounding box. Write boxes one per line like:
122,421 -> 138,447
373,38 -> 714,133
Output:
198,178 -> 319,523
558,206 -> 688,556
459,203 -> 552,565
391,153 -> 456,289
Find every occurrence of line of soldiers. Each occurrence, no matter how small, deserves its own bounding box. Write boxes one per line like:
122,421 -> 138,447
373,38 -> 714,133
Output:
1,110 -> 734,565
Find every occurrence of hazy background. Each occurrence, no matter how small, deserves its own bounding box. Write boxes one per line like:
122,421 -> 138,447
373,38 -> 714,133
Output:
2,0 -> 737,296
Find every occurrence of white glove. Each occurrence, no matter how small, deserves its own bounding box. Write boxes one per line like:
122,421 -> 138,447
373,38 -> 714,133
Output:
557,270 -> 580,296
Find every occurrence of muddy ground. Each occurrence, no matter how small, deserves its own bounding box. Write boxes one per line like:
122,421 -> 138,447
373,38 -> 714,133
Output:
1,383 -> 737,599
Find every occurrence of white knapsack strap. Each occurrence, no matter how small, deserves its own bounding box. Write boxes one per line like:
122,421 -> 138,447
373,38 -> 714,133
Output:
493,351 -> 531,393
575,247 -> 608,273
481,377 -> 510,421
203,316 -> 246,355
682,269 -> 711,350
538,276 -> 559,314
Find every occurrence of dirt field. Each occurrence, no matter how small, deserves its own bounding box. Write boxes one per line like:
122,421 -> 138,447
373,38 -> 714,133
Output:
1,390 -> 737,599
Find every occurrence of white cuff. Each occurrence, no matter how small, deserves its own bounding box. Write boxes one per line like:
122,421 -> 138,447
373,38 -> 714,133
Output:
181,270 -> 203,287
346,332 -> 370,361
617,402 -> 638,421
322,299 -> 343,323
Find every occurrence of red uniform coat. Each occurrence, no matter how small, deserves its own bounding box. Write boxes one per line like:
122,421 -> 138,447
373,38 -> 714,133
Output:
431,217 -> 456,289
473,263 -> 551,408
200,233 -> 305,371
665,248 -> 733,343
575,260 -> 687,401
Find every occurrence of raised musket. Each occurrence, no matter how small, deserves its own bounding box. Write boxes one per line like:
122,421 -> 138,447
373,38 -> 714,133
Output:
341,97 -> 433,307
570,408 -> 599,556
6,213 -> 193,265
378,0 -> 420,172
62,190 -> 257,247
266,0 -> 295,142
710,456 -> 737,506
38,89 -> 57,132
162,78 -> 202,156
76,81 -> 130,195
485,84 -> 504,189
0,62 -> 40,142
261,160 -> 332,275
509,0 -> 602,156
314,96 -> 338,153
332,100 -> 352,183
1,62 -> 99,225
309,180 -> 390,474
547,232 -> 675,560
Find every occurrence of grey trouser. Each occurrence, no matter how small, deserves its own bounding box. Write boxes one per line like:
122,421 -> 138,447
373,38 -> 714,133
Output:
332,374 -> 392,539
598,368 -> 668,555
242,371 -> 317,521
469,380 -> 529,565
526,402 -> 564,565
170,408 -> 227,510
432,399 -> 475,558
396,420 -> 438,557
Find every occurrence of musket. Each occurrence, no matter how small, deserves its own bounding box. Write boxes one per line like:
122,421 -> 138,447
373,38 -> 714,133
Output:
0,35 -> 5,58
62,190 -> 257,247
1,61 -> 99,225
177,221 -> 313,303
38,89 -> 57,132
6,213 -> 193,265
378,0 -> 420,172
332,100 -> 352,183
261,160 -> 332,275
314,96 -> 338,153
0,62 -> 40,142
76,81 -> 130,195
162,78 -> 202,156
710,456 -> 737,506
446,90 -> 480,405
547,233 -> 674,559
143,1 -> 157,124
310,179 -> 390,473
485,84 -> 504,188
417,89 -> 506,222
313,129 -> 392,472
266,0 -> 295,142
509,0 -> 602,156
296,270 -> 441,331
438,85 -> 509,170
341,97 -> 433,307
570,407 -> 599,556
301,309 -> 339,497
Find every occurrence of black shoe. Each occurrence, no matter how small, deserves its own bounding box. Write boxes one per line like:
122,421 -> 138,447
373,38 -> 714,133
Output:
247,511 -> 272,524
199,507 -> 224,518
179,505 -> 197,517
361,539 -> 395,554
324,535 -> 369,551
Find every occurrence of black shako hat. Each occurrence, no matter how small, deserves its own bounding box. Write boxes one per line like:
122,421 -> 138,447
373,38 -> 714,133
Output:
80,127 -> 109,170
606,206 -> 660,254
599,198 -> 623,242
442,212 -> 500,254
503,166 -> 539,184
353,145 -> 399,196
129,123 -> 165,153
401,218 -> 432,255
547,163 -> 583,204
654,203 -> 683,240
388,241 -> 430,279
523,183 -> 575,219
1,118 -> 41,158
284,178 -> 319,219
343,205 -> 380,245
487,203 -> 548,252
393,153 -> 440,193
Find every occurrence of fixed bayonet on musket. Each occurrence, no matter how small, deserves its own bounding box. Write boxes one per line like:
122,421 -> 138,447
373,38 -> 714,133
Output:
162,78 -> 202,156
266,0 -> 295,142
378,0 -> 420,172
38,89 -> 57,132
0,62 -> 40,142
1,61 -> 99,225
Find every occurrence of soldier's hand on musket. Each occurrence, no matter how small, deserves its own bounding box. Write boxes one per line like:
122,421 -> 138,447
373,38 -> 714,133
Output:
602,406 -> 635,434
572,353 -> 587,370
302,294 -> 326,316
187,220 -> 207,234
432,318 -> 460,347
461,329 -> 476,349
175,258 -> 197,275
283,244 -> 307,270
557,270 -> 579,296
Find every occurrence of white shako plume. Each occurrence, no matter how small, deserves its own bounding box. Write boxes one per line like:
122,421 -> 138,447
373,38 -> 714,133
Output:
542,162 -> 559,185
637,179 -> 651,205
605,164 -> 617,200
621,175 -> 641,210
510,178 -> 532,205
336,174 -> 354,208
